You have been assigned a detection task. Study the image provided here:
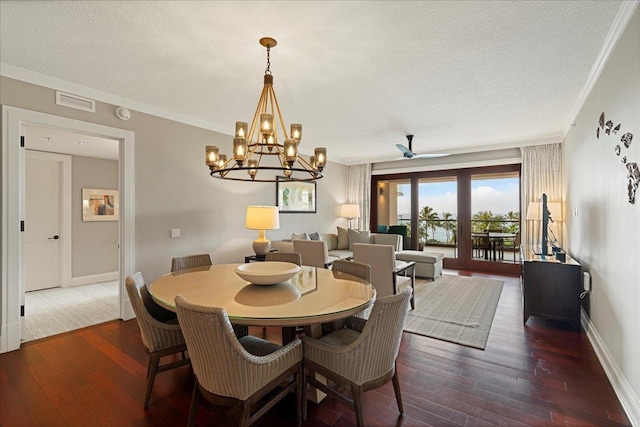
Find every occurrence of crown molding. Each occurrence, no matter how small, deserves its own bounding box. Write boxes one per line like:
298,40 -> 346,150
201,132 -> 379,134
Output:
564,0 -> 639,138
0,63 -> 229,135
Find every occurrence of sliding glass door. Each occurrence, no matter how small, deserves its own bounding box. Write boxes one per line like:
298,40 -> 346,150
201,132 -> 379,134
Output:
372,164 -> 521,275
470,171 -> 521,265
418,176 -> 458,260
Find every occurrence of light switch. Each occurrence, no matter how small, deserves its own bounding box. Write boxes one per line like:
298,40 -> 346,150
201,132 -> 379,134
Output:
171,228 -> 180,238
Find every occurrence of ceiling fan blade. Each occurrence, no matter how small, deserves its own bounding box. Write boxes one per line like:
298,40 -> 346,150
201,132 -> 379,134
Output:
395,143 -> 414,158
413,153 -> 450,159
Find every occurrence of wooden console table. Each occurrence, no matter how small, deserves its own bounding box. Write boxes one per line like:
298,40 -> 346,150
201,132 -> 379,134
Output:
521,246 -> 582,332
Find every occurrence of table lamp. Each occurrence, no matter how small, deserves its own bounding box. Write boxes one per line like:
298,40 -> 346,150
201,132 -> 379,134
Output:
245,206 -> 280,256
340,204 -> 360,229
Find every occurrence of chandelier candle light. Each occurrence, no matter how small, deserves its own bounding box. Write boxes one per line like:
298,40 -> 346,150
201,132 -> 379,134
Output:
206,37 -> 326,182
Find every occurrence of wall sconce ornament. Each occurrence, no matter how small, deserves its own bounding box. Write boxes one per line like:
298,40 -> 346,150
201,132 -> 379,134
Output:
597,112 -> 637,204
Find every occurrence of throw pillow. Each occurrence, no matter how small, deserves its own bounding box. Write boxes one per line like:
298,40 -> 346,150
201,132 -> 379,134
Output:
337,227 -> 349,249
348,229 -> 371,250
309,232 -> 320,240
292,232 -> 310,240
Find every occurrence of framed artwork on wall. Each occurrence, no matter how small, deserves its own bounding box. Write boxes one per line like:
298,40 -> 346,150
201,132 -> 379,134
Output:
276,177 -> 316,213
82,188 -> 119,221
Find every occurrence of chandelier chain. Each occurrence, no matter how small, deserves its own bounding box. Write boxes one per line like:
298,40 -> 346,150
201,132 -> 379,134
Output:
265,46 -> 272,75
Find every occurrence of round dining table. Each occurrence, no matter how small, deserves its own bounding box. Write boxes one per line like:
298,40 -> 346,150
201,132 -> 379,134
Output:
148,263 -> 376,327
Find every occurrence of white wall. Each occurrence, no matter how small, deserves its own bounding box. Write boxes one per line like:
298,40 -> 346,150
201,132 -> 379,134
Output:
563,7 -> 640,425
0,76 -> 349,283
72,155 -> 119,277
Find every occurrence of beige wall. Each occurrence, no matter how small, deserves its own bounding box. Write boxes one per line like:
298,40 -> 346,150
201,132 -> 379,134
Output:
72,155 -> 118,277
563,7 -> 639,420
1,76 -> 349,283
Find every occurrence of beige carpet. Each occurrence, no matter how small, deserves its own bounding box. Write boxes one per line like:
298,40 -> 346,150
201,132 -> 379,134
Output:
404,275 -> 504,350
24,281 -> 119,342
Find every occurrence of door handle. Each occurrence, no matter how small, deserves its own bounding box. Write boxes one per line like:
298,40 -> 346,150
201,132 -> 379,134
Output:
48,235 -> 59,240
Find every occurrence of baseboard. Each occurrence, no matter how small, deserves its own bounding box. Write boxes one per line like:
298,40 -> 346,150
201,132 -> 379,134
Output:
67,271 -> 119,287
581,307 -> 640,426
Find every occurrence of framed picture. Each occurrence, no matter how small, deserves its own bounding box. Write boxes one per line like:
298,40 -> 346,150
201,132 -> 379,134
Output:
82,188 -> 119,221
276,177 -> 316,213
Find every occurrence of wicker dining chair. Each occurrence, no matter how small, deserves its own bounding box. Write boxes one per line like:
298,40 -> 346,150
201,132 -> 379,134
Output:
302,289 -> 412,427
170,253 -> 212,272
125,273 -> 190,408
265,252 -> 302,265
331,259 -> 371,282
328,259 -> 373,327
170,253 -> 249,338
175,296 -> 303,427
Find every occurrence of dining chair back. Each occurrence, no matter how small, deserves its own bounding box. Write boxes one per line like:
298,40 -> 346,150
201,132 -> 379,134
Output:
293,239 -> 331,268
331,259 -> 371,282
352,243 -> 414,310
175,296 -> 303,427
265,252 -> 302,265
301,288 -> 412,427
125,273 -> 190,408
330,259 -> 373,323
170,253 -> 212,272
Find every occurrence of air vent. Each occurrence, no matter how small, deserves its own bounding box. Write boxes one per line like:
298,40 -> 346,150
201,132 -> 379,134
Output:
56,91 -> 96,113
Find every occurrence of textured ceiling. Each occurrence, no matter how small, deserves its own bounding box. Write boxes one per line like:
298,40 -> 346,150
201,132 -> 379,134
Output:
0,1 -> 623,165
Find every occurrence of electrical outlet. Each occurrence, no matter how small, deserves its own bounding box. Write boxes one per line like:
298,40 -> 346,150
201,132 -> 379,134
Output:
171,228 -> 180,238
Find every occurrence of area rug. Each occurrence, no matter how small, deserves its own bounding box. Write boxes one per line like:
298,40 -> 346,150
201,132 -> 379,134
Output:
24,281 -> 119,342
404,275 -> 504,350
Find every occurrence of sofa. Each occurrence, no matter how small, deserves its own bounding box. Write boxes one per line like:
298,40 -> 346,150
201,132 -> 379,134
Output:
271,232 -> 402,265
272,231 -> 444,279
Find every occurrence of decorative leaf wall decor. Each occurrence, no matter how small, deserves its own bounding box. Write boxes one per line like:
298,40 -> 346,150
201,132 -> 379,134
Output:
596,112 -> 637,204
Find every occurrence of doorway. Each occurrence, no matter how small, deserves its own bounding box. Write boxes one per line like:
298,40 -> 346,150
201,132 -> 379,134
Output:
1,106 -> 135,353
23,124 -> 120,341
371,164 -> 521,275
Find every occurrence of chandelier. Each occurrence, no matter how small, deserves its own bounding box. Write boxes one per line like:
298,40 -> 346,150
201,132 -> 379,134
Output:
206,37 -> 326,182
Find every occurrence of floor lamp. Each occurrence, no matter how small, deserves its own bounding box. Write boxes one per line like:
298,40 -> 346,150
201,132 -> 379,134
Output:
340,204 -> 360,229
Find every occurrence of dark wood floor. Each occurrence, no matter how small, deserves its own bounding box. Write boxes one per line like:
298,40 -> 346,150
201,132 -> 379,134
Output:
0,270 -> 631,426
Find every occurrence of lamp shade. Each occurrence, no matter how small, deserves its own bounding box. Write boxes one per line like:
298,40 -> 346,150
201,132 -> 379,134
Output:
525,202 -> 541,221
526,201 -> 562,221
340,204 -> 360,219
245,206 -> 280,230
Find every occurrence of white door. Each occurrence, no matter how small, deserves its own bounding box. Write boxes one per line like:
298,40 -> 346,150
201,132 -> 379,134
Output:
25,152 -> 61,291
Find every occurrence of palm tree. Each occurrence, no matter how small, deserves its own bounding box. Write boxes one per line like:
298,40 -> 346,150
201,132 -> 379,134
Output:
472,210 -> 494,232
441,212 -> 455,243
419,206 -> 439,242
505,210 -> 520,234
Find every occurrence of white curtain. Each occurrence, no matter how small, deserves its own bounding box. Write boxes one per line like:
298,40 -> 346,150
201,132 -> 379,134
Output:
521,143 -> 563,248
347,164 -> 371,230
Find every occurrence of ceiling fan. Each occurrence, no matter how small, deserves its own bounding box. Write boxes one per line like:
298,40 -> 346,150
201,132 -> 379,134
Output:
395,135 -> 449,159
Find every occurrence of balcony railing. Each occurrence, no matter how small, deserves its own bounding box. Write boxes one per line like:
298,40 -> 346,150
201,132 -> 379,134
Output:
393,218 -> 520,248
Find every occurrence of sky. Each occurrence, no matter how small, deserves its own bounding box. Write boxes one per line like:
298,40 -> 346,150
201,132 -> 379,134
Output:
397,177 -> 520,218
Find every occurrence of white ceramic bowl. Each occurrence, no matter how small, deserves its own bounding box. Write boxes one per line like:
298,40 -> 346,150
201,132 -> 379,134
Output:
234,262 -> 301,285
